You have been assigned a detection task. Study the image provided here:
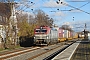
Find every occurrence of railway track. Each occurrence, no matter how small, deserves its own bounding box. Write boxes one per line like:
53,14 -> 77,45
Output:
0,47 -> 41,60
43,42 -> 74,60
28,39 -> 77,60
0,39 -> 78,60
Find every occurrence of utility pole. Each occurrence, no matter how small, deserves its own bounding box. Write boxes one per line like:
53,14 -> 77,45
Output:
9,0 -> 18,46
84,23 -> 87,39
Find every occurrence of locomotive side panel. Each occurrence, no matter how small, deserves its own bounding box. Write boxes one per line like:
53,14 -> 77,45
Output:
48,28 -> 58,44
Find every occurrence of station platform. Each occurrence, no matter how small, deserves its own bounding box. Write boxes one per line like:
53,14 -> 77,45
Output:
52,41 -> 81,60
70,39 -> 90,60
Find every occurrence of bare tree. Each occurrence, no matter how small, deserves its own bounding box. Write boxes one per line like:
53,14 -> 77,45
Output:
0,2 -> 12,49
0,2 -> 11,24
61,25 -> 73,31
34,9 -> 53,27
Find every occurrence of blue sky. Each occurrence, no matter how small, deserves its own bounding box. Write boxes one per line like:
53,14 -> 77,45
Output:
15,0 -> 90,32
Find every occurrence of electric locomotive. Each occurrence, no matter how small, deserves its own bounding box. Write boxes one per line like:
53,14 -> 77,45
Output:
34,26 -> 58,45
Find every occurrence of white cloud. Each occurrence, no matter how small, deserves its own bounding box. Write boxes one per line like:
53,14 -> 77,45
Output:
51,11 -> 66,17
69,0 -> 90,2
70,20 -> 90,32
43,0 -> 68,8
16,10 -> 35,17
62,22 -> 74,29
63,22 -> 71,25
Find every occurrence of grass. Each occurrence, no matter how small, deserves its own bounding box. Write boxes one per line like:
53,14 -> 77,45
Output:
0,45 -> 21,51
0,48 -> 4,51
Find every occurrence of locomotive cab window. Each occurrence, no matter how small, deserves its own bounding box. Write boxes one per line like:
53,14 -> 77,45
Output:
41,29 -> 47,32
35,29 -> 40,32
35,29 -> 47,33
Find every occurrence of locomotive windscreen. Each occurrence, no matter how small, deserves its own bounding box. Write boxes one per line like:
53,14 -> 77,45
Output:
35,28 -> 47,34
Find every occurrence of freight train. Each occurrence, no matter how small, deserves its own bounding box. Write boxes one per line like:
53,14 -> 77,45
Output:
34,26 -> 78,45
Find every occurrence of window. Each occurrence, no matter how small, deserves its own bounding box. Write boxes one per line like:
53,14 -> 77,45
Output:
35,29 -> 47,33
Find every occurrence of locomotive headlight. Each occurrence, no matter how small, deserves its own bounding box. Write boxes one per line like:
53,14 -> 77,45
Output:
46,36 -> 48,39
34,37 -> 35,39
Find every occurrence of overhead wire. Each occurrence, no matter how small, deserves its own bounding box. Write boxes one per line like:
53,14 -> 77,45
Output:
41,0 -> 60,20
79,2 -> 90,8
57,1 -> 90,15
16,1 -> 35,14
42,0 -> 56,13
67,0 -> 88,2
68,2 -> 90,11
42,0 -> 66,21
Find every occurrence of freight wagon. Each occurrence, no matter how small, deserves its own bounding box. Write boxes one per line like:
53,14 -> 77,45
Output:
58,28 -> 66,42
72,32 -> 78,39
58,29 -> 73,42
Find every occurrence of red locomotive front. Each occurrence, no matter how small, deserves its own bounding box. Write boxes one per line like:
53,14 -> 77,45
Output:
34,26 -> 51,45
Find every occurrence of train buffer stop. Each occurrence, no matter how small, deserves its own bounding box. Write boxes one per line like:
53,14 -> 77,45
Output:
52,39 -> 90,60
